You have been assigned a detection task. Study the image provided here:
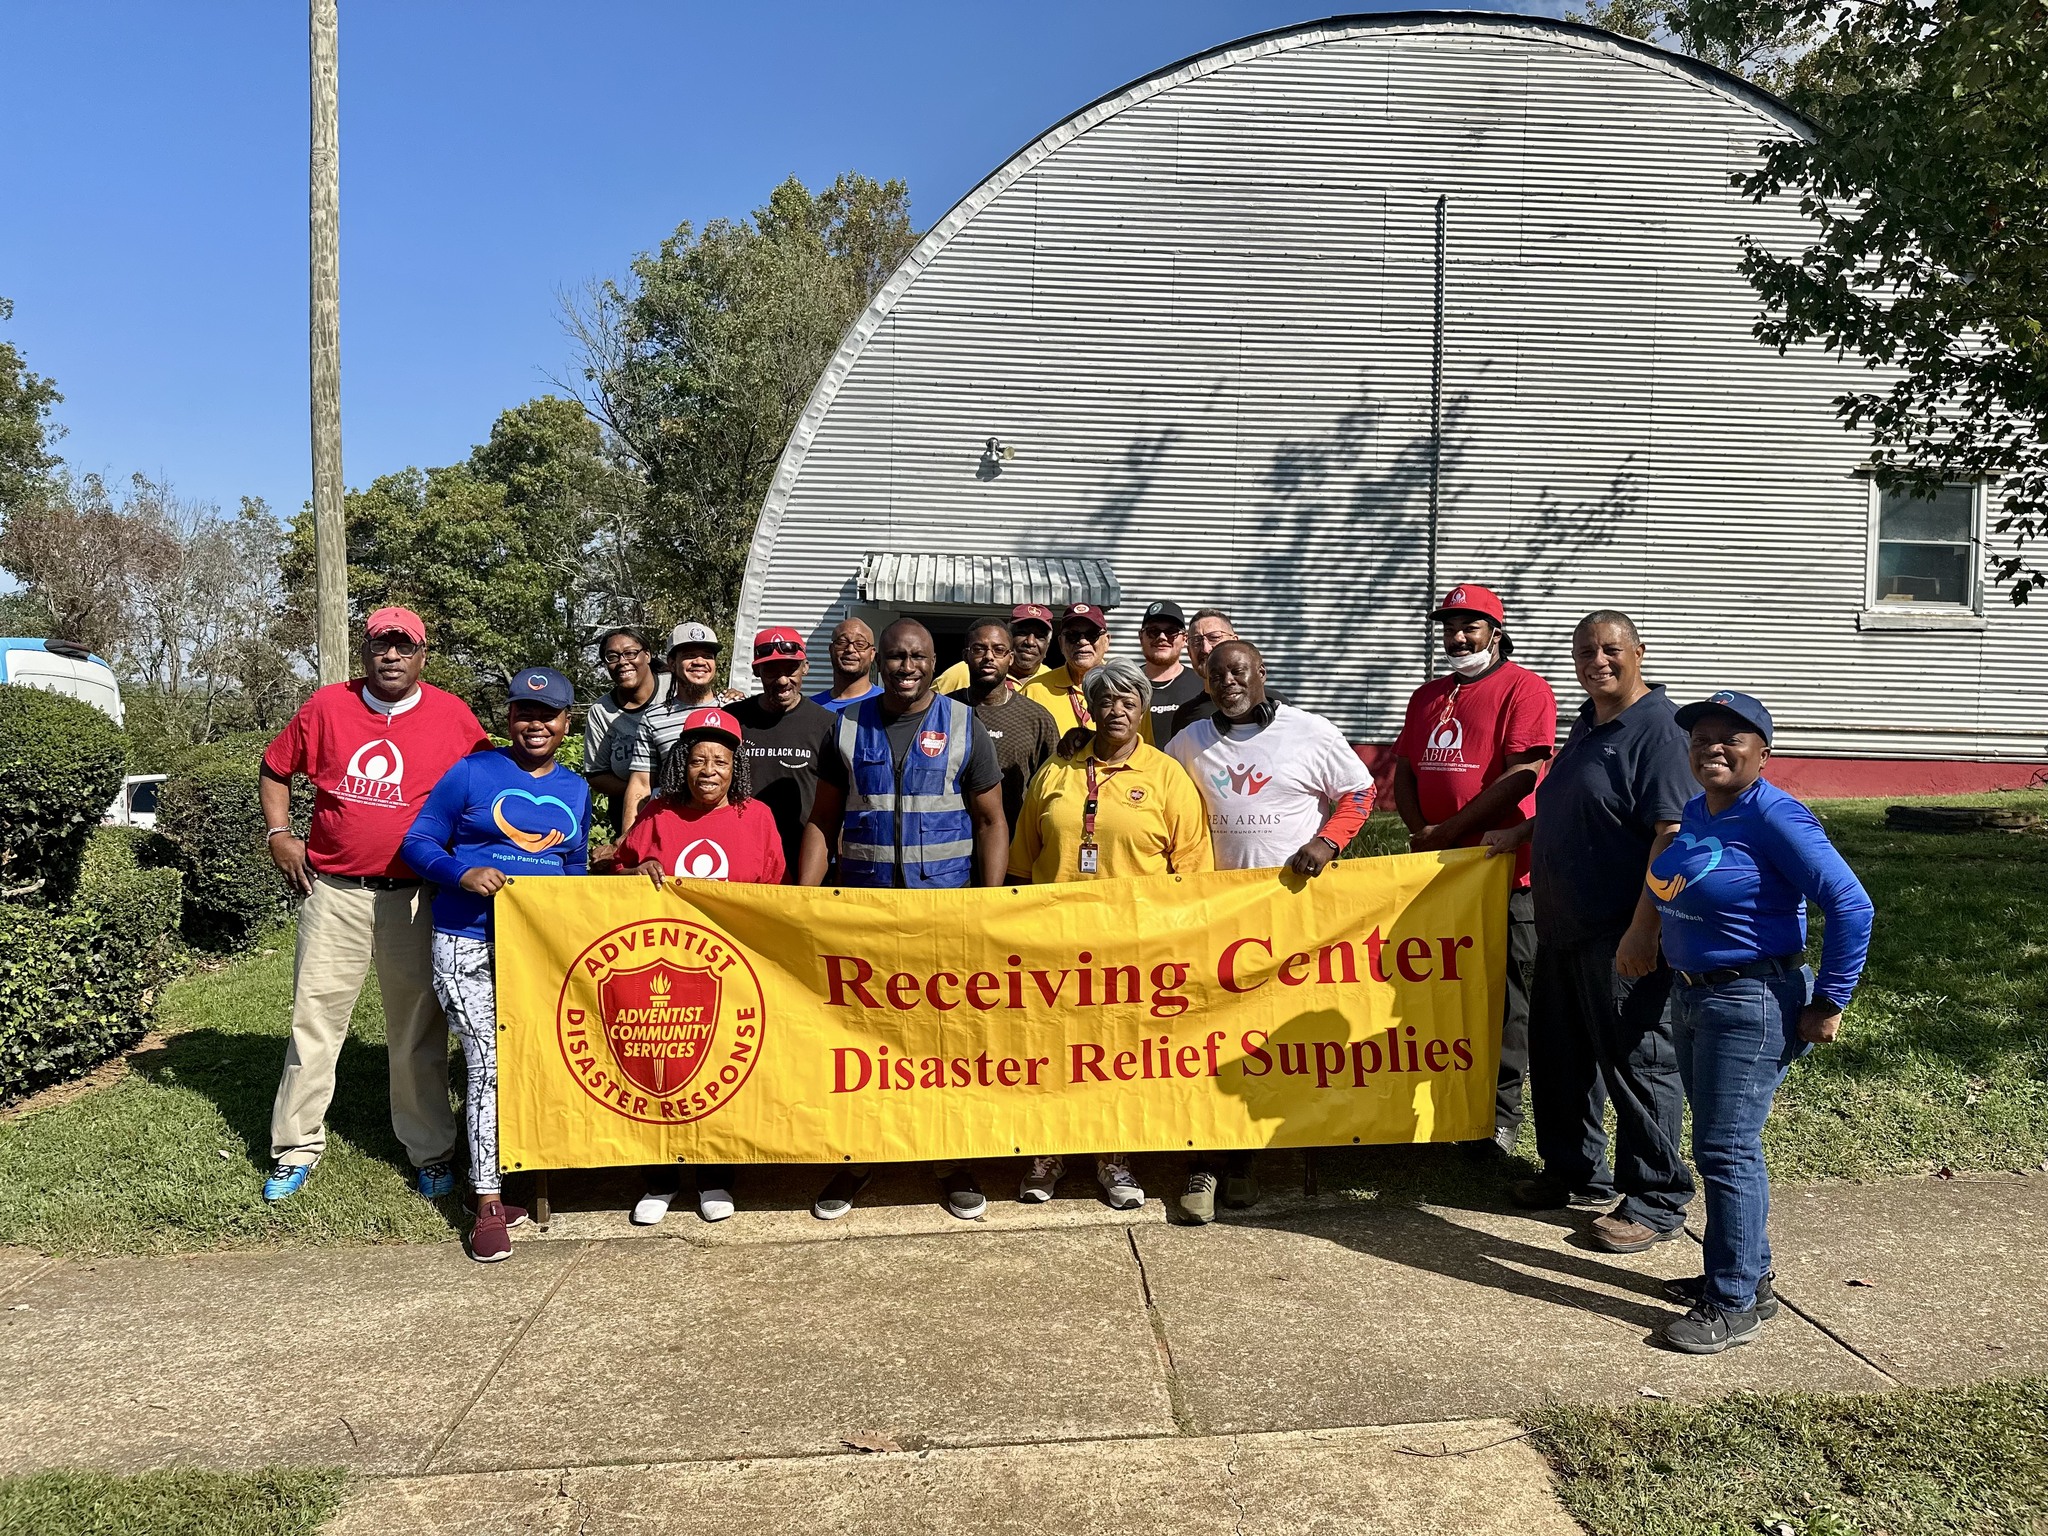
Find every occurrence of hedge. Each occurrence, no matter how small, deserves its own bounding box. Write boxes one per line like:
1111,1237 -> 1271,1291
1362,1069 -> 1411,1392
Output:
76,827 -> 184,985
152,743 -> 303,952
0,684 -> 128,906
0,902 -> 155,1103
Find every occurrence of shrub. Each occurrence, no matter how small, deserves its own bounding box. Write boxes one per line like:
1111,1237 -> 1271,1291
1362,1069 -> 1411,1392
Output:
153,746 -> 299,952
0,901 -> 154,1102
0,684 -> 128,906
75,827 -> 184,984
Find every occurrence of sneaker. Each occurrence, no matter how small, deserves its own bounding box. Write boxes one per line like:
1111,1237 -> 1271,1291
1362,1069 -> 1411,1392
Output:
416,1160 -> 456,1199
696,1184 -> 735,1222
941,1168 -> 987,1220
462,1197 -> 528,1229
1097,1159 -> 1143,1211
1663,1271 -> 1780,1321
1510,1176 -> 1612,1211
1222,1156 -> 1259,1210
632,1188 -> 677,1226
1588,1212 -> 1685,1254
1178,1170 -> 1218,1225
812,1168 -> 871,1221
1020,1156 -> 1065,1203
262,1161 -> 314,1203
469,1200 -> 512,1264
1660,1301 -> 1760,1355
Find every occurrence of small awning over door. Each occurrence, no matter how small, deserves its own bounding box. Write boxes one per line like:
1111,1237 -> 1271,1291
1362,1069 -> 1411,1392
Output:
857,552 -> 1123,611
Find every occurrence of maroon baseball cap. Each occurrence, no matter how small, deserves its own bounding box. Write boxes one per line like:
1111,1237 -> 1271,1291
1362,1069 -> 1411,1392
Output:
364,605 -> 425,644
1010,603 -> 1054,630
752,626 -> 807,665
1061,603 -> 1108,632
1429,583 -> 1506,625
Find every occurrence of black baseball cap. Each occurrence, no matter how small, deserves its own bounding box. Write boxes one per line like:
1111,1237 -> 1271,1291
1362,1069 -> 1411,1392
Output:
1142,600 -> 1186,629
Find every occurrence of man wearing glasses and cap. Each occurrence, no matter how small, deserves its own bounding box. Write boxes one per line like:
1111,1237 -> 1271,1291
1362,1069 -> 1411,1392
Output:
1023,603 -> 1140,741
731,626 -> 844,879
1137,600 -> 1204,739
1392,583 -> 1557,1155
257,606 -> 491,1204
933,603 -> 1056,695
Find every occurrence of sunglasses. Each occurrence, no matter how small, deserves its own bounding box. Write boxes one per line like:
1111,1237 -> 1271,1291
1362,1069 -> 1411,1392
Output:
755,638 -> 804,659
366,637 -> 422,657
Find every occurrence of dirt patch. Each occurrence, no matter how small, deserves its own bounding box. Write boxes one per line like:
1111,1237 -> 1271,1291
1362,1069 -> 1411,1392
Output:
0,1031 -> 170,1123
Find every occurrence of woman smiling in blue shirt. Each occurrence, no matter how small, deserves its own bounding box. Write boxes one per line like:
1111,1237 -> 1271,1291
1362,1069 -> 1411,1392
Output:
1647,689 -> 1872,1355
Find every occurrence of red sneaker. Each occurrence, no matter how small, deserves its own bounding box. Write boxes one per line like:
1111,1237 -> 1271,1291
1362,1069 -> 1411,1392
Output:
464,1197 -> 528,1229
469,1201 -> 513,1263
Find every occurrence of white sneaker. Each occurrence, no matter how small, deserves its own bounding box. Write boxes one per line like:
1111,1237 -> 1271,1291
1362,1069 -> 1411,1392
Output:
1019,1156 -> 1065,1203
1097,1158 -> 1144,1211
631,1189 -> 675,1226
696,1186 -> 735,1222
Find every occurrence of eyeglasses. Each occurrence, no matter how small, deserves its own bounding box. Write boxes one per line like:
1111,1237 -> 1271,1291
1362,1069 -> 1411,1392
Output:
602,647 -> 649,665
366,637 -> 422,657
964,642 -> 1013,659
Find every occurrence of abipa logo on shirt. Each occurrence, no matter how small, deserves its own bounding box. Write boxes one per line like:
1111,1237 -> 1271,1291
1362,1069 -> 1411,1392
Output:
336,737 -> 406,806
557,918 -> 766,1124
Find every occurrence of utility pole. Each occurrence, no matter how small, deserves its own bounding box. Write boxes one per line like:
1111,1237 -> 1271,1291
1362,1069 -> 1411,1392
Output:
309,0 -> 347,683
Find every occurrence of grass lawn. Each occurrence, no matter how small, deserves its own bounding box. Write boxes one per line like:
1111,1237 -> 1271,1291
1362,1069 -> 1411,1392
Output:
1,791 -> 2042,1257
0,1466 -> 345,1536
1530,1375 -> 2048,1536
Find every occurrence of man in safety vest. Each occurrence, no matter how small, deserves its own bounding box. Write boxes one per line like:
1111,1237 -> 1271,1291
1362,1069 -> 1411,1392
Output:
799,617 -> 1009,1222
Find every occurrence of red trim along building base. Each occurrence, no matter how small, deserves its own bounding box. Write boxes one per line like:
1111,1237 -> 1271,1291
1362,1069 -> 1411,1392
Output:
1350,745 -> 2047,800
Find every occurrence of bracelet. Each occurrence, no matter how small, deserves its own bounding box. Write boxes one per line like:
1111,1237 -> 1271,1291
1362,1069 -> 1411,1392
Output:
265,827 -> 293,841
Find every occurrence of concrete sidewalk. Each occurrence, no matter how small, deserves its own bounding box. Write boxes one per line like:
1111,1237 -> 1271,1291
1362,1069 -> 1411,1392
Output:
3,1172 -> 2044,1533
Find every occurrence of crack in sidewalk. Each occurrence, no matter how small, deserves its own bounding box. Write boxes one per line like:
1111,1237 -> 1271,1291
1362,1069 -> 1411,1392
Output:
1126,1227 -> 1196,1435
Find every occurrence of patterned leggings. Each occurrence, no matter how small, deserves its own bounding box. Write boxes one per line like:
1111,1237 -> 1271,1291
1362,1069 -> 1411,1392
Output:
430,933 -> 500,1196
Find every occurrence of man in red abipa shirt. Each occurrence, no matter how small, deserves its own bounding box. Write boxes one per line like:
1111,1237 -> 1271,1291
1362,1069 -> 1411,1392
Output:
257,607 -> 491,1204
1393,583 -> 1557,1157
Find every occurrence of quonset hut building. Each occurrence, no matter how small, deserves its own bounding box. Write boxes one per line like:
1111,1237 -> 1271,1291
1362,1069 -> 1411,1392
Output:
733,12 -> 2047,792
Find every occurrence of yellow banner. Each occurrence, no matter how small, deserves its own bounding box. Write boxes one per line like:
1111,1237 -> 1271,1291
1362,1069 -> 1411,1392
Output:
494,849 -> 1510,1170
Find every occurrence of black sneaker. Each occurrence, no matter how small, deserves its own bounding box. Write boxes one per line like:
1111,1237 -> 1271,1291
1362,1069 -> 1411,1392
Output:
941,1168 -> 986,1220
1660,1301 -> 1761,1355
811,1168 -> 871,1221
1663,1271 -> 1780,1321
1510,1176 -> 1612,1211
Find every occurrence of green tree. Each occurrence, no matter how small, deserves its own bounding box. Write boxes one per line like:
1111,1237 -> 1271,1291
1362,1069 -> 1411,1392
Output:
1683,0 -> 2048,601
0,297 -> 63,523
1568,0 -> 1821,90
568,173 -> 918,635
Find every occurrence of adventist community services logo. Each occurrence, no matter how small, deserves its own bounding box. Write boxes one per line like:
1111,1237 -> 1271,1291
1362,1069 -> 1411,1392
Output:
556,919 -> 767,1125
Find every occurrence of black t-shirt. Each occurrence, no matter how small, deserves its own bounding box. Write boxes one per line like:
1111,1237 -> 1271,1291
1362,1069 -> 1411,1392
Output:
1529,684 -> 1695,946
950,686 -> 1059,830
1165,685 -> 1291,745
729,695 -> 838,872
1146,667 -> 1206,737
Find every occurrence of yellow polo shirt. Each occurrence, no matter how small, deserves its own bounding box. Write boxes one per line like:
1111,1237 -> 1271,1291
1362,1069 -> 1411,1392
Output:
1019,665 -> 1155,744
1008,741 -> 1213,884
935,659 -> 1047,696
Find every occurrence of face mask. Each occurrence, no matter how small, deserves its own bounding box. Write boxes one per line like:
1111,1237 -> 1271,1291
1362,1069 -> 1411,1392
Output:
1445,646 -> 1494,678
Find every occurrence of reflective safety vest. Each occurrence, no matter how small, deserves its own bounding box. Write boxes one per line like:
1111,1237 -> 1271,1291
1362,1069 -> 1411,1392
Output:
835,694 -> 976,887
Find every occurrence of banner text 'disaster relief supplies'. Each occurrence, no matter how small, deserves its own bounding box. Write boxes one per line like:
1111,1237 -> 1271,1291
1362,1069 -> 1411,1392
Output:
494,849 -> 1510,1170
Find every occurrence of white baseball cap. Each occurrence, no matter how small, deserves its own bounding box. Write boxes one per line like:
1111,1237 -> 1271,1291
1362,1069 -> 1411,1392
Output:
666,622 -> 721,652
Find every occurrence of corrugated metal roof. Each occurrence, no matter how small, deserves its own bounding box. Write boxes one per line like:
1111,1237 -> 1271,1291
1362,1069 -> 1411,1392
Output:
857,552 -> 1122,610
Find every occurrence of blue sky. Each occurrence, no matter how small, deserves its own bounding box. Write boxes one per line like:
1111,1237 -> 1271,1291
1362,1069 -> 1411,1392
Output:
4,1 -> 1555,520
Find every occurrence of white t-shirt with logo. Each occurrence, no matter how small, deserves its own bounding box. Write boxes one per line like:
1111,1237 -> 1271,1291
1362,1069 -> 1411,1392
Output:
1165,704 -> 1373,870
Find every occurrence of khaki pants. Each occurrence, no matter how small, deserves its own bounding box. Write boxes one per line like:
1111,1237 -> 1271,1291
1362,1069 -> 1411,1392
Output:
270,875 -> 457,1169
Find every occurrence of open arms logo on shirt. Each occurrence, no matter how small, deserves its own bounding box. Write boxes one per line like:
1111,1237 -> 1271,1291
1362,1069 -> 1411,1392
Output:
1647,833 -> 1724,902
1209,763 -> 1273,796
491,788 -> 580,856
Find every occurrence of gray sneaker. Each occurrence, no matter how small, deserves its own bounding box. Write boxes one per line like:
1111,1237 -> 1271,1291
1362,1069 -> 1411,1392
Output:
1097,1159 -> 1143,1211
1178,1170 -> 1218,1225
1019,1156 -> 1064,1203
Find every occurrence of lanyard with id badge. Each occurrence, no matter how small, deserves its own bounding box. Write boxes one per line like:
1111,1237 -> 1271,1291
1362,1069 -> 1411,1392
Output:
1078,756 -> 1129,875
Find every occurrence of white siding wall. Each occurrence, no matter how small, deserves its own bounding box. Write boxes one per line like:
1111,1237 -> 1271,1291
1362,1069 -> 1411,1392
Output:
736,15 -> 2047,760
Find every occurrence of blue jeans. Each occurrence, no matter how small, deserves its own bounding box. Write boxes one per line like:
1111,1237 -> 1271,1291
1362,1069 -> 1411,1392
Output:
1673,964 -> 1814,1312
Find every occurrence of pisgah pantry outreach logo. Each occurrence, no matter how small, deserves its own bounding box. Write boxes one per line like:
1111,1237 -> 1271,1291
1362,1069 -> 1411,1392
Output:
557,918 -> 767,1125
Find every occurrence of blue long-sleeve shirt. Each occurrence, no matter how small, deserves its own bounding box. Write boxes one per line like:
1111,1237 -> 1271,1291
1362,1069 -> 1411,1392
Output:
401,749 -> 590,940
1647,778 -> 1873,1008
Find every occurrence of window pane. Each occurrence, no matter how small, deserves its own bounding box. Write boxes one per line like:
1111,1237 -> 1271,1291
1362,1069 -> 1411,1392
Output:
1876,541 -> 1972,604
1879,483 -> 1974,543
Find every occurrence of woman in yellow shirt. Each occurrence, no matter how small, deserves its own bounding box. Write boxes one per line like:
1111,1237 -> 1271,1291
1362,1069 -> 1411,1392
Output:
1007,657 -> 1214,1209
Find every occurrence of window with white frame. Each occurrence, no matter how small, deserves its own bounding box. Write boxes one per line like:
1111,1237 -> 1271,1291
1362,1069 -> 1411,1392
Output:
1872,482 -> 1979,608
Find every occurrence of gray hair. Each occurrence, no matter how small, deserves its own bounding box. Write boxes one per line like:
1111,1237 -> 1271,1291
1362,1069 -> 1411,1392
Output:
1575,609 -> 1641,645
1082,655 -> 1153,718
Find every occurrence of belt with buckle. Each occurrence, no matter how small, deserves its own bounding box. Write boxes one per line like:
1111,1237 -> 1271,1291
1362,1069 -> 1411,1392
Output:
1675,954 -> 1801,989
317,872 -> 422,892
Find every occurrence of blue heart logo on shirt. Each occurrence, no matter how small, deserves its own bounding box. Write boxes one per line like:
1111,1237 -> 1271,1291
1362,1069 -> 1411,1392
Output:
1646,832 -> 1723,902
491,788 -> 578,856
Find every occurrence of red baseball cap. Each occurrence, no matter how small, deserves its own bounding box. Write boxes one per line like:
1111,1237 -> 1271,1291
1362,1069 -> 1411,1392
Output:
752,626 -> 807,665
1061,603 -> 1108,631
679,707 -> 743,749
1010,603 -> 1054,629
1429,583 -> 1506,625
364,605 -> 425,644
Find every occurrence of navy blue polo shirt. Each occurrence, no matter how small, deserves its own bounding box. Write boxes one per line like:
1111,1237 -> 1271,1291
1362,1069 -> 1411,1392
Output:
1530,683 -> 1694,946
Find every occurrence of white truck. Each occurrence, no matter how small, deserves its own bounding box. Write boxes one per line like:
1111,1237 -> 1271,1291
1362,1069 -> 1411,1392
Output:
0,637 -> 165,828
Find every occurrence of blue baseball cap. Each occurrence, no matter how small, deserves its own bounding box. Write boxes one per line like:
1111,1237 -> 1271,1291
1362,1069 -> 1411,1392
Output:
508,666 -> 575,712
1675,689 -> 1773,744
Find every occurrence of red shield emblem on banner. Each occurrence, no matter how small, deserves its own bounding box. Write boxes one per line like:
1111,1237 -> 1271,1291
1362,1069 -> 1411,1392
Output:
599,961 -> 718,1098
